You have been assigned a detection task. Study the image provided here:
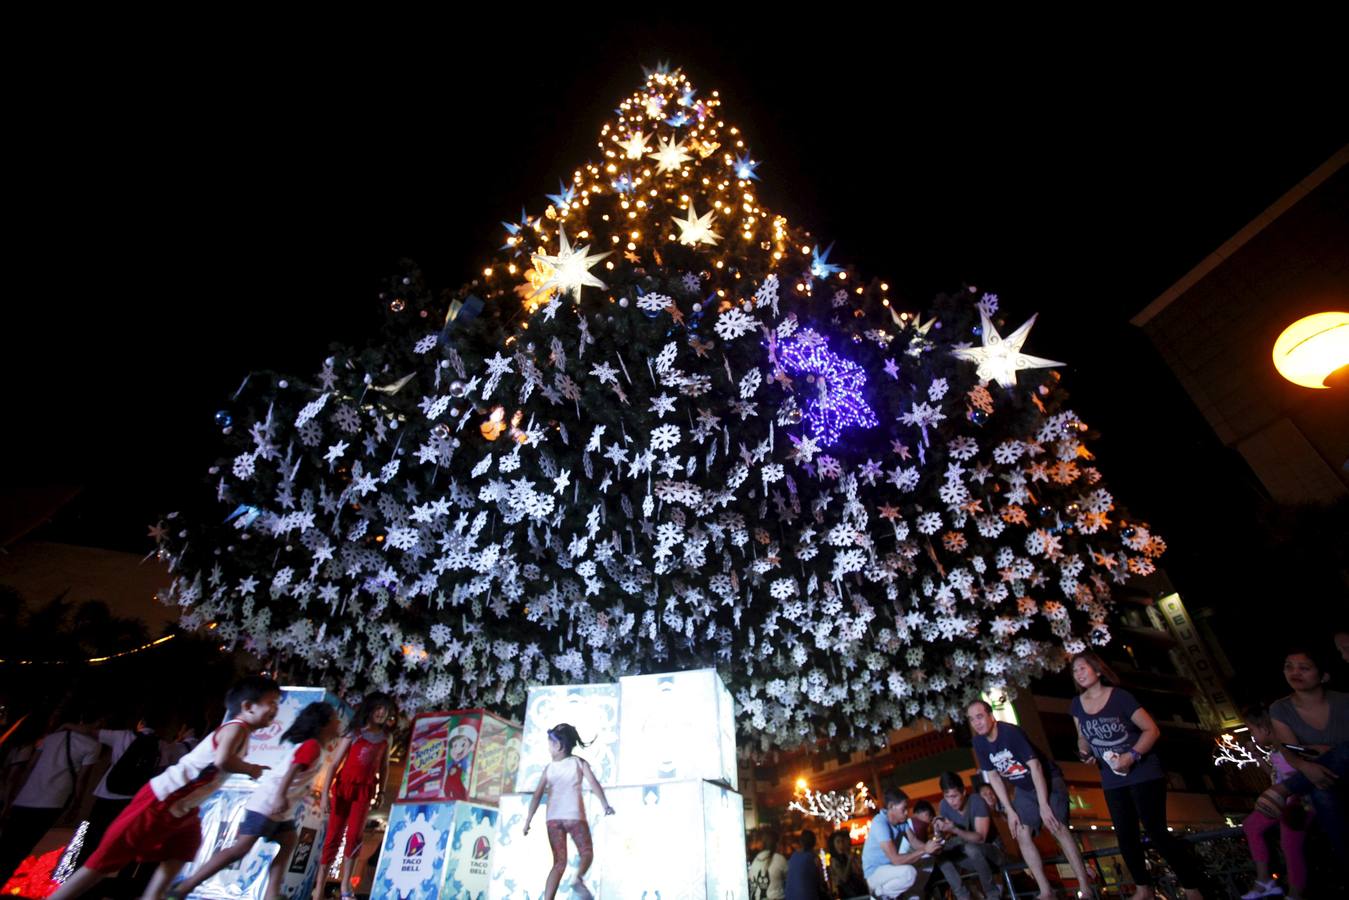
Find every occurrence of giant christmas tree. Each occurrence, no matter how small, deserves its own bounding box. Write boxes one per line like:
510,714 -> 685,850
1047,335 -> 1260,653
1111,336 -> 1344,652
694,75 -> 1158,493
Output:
158,66 -> 1164,751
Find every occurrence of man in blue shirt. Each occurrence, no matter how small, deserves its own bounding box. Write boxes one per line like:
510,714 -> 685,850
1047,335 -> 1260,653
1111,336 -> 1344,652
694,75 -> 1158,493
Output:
784,829 -> 826,900
860,788 -> 942,898
967,699 -> 1094,899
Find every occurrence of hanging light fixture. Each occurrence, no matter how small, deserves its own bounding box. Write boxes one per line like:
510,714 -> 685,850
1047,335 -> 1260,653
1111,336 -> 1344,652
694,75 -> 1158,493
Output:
1272,311 -> 1349,389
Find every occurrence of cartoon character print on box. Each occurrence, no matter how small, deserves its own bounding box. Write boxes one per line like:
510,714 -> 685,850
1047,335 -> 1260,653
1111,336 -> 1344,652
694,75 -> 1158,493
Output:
401,713 -> 482,802
373,803 -> 455,900
514,685 -> 618,793
444,805 -> 498,899
444,719 -> 479,801
488,792 -> 609,899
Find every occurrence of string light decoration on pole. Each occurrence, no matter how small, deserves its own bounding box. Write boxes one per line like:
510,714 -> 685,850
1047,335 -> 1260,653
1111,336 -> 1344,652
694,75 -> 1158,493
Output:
788,779 -> 877,827
157,65 -> 1165,751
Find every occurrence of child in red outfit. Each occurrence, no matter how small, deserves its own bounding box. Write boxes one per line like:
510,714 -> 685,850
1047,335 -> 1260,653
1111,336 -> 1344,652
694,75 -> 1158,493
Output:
49,676 -> 281,900
315,692 -> 394,900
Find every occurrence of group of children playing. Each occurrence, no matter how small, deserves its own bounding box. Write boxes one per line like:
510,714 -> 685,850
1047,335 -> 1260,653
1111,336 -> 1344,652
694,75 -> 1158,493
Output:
37,678 -> 605,900
45,678 -> 395,900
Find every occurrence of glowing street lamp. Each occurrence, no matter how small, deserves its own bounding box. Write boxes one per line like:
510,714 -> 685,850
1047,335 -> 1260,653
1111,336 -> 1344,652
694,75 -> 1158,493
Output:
1272,311 -> 1349,389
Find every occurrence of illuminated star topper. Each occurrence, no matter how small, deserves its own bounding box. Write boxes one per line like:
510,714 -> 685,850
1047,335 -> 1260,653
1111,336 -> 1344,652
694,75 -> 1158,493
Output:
951,308 -> 1063,388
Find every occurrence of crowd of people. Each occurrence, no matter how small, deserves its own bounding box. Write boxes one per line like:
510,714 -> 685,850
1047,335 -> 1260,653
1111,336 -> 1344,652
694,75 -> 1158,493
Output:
748,627 -> 1349,900
0,627 -> 1346,900
0,682 -> 400,900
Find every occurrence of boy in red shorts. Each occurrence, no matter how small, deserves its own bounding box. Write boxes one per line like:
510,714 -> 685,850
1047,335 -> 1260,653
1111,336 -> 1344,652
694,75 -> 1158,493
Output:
49,676 -> 281,900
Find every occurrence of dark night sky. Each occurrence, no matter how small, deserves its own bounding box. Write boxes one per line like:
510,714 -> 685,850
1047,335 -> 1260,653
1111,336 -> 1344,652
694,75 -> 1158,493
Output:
5,25 -> 1346,690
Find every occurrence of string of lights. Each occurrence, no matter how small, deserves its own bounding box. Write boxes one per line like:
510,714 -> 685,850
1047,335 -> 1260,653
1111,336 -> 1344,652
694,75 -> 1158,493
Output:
0,634 -> 177,666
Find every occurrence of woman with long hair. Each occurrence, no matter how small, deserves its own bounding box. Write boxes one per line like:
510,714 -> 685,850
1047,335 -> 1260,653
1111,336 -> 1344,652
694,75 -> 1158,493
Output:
1070,652 -> 1202,900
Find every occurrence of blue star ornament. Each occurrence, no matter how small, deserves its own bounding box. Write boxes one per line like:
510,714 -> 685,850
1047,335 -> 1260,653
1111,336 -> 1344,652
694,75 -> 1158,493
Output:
733,153 -> 760,181
500,208 -> 531,252
546,181 -> 577,209
778,331 -> 879,446
810,243 -> 842,279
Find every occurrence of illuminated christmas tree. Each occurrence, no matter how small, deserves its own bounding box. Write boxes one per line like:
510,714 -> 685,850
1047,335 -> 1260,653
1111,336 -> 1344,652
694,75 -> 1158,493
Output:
157,65 -> 1164,750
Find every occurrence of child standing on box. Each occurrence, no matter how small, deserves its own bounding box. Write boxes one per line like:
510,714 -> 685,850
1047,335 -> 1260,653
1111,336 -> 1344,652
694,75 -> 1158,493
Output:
49,676 -> 281,900
167,702 -> 340,900
523,723 -> 615,900
318,692 -> 394,900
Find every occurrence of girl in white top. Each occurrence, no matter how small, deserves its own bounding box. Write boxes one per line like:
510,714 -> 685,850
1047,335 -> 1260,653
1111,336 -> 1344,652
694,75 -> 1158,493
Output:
523,723 -> 614,900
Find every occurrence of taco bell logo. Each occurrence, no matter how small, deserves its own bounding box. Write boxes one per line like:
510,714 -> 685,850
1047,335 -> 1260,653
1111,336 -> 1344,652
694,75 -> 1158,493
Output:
472,836 -> 491,860
405,831 -> 426,857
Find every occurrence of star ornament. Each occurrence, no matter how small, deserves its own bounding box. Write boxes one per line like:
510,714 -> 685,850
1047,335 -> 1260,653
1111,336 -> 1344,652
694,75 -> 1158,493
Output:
531,227 -> 611,302
673,203 -> 721,246
648,134 -> 693,174
546,180 -> 577,209
778,331 -> 879,447
951,309 -> 1063,388
810,243 -> 842,279
618,131 -> 650,159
